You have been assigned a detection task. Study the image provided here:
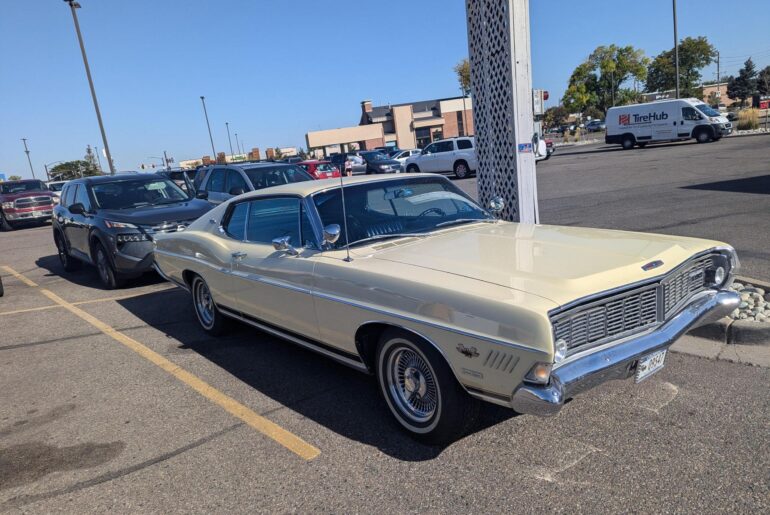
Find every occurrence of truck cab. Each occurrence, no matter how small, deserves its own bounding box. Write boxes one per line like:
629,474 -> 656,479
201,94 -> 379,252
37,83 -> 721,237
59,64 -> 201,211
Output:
0,179 -> 55,230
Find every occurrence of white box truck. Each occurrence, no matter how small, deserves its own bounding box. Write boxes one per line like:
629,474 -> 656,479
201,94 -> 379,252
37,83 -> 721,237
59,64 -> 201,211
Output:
605,98 -> 732,149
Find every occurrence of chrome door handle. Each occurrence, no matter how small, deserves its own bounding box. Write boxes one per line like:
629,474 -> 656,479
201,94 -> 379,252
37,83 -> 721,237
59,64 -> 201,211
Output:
231,251 -> 247,260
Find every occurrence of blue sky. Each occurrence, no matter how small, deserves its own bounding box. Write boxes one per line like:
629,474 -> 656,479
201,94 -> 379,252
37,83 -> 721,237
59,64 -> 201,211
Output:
2,0 -> 769,178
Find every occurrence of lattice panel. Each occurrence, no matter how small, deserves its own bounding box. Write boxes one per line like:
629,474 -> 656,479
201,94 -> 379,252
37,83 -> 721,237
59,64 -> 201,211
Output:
466,0 -> 532,222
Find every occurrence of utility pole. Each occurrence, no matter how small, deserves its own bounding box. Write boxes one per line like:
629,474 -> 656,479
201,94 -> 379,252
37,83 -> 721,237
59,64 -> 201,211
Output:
94,145 -> 103,172
466,0 -> 538,223
235,133 -> 242,155
163,150 -> 170,170
673,0 -> 680,98
21,138 -> 36,179
64,1 -> 116,175
225,122 -> 234,158
716,50 -> 721,95
200,96 -> 216,158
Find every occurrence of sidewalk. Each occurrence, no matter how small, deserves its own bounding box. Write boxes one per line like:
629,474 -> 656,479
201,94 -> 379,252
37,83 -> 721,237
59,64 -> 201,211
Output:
671,334 -> 770,368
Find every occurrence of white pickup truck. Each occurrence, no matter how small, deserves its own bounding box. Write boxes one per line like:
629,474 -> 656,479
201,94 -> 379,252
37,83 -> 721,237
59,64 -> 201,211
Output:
404,137 -> 478,179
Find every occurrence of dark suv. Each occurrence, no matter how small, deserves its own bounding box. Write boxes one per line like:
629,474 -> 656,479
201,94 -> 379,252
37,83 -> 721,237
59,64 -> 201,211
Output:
52,174 -> 212,289
195,162 -> 313,205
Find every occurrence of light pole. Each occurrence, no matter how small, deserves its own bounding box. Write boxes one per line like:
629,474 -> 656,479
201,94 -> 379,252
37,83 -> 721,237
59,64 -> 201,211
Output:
225,122 -> 234,158
64,1 -> 116,175
235,133 -> 242,155
200,96 -> 216,158
94,145 -> 103,172
21,138 -> 36,179
673,0 -> 680,98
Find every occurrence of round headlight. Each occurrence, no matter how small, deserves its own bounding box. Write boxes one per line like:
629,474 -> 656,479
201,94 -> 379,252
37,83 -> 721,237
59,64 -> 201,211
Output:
713,266 -> 726,285
554,338 -> 568,363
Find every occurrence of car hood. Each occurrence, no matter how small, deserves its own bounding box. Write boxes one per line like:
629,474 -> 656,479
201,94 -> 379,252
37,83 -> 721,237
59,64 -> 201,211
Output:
0,190 -> 52,201
366,222 -> 720,307
98,199 -> 212,225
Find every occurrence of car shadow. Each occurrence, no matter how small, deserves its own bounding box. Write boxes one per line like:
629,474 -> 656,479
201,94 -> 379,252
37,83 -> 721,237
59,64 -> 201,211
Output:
115,289 -> 517,461
682,174 -> 770,195
35,254 -> 166,290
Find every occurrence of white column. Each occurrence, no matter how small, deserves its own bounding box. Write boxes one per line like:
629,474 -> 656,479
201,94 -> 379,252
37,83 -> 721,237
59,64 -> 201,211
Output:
466,0 -> 539,223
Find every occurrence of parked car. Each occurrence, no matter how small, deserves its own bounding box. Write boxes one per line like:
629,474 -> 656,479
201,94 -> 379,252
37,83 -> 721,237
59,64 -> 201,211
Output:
153,174 -> 739,443
279,157 -> 303,164
584,119 -> 606,132
391,149 -> 422,167
0,179 -> 55,231
52,174 -> 213,289
297,160 -> 341,179
606,98 -> 732,149
404,137 -> 477,179
156,169 -> 196,196
359,151 -> 402,174
373,146 -> 399,156
195,163 -> 314,206
329,152 -> 365,175
47,180 -> 69,204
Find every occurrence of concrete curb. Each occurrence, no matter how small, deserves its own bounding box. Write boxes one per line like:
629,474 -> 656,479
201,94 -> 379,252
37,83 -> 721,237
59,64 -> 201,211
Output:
671,335 -> 770,368
686,276 -> 770,347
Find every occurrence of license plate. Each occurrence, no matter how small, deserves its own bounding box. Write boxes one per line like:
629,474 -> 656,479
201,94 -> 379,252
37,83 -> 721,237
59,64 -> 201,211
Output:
635,349 -> 666,383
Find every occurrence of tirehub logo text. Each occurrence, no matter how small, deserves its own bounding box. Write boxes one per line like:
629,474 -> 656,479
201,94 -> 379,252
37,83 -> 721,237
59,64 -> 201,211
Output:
619,112 -> 668,125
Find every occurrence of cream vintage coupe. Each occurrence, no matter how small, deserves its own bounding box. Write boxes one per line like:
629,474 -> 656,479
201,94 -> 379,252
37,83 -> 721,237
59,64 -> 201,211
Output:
153,174 -> 739,443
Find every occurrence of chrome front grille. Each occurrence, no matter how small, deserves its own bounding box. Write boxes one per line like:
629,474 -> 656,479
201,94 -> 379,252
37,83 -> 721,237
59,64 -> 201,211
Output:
552,254 -> 717,354
662,256 -> 713,315
553,287 -> 659,351
140,219 -> 195,236
14,196 -> 52,208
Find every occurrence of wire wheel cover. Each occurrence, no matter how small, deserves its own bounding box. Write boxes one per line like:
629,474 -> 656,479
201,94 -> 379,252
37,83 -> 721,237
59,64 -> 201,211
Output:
387,346 -> 439,423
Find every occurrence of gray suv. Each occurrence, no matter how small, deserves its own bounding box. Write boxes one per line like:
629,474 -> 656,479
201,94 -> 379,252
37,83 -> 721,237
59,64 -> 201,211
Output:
196,163 -> 314,205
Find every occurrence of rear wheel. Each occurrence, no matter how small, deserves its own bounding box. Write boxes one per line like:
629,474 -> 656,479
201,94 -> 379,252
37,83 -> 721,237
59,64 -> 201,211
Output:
94,241 -> 124,290
453,161 -> 470,180
191,275 -> 229,336
406,164 -> 420,174
621,135 -> 635,150
55,232 -> 81,272
376,329 -> 480,445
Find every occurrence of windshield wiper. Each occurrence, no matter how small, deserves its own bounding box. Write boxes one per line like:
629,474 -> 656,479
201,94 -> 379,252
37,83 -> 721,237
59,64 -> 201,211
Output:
435,218 -> 496,228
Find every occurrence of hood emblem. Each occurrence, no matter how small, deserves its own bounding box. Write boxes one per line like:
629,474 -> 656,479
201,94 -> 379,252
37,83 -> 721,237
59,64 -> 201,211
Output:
642,260 -> 664,271
456,344 -> 479,358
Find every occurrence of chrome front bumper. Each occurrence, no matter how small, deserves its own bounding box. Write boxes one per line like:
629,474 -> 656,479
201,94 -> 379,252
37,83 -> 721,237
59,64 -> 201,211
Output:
510,289 -> 740,417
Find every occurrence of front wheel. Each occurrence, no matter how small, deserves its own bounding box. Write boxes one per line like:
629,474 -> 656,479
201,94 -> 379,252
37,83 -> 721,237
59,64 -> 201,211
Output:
376,329 -> 480,445
94,242 -> 124,290
0,212 -> 14,232
453,161 -> 470,179
191,275 -> 229,336
406,164 -> 420,174
695,129 -> 712,144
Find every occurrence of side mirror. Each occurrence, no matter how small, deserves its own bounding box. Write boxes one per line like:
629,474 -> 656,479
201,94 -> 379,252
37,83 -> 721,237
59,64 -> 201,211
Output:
272,235 -> 299,256
322,224 -> 341,247
229,187 -> 245,196
69,203 -> 85,215
488,196 -> 505,215
196,191 -> 209,200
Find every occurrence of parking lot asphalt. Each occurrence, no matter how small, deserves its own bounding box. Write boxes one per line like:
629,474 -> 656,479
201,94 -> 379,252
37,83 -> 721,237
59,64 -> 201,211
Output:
456,133 -> 770,281
1,140 -> 769,512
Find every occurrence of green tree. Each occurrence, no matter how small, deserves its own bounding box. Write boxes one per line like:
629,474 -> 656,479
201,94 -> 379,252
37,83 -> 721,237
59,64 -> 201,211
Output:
543,106 -> 568,128
273,147 -> 283,160
8,175 -> 22,181
758,65 -> 770,96
645,37 -> 716,97
583,106 -> 604,120
564,44 -> 648,112
727,58 -> 758,107
49,160 -> 100,181
84,145 -> 101,172
454,58 -> 471,95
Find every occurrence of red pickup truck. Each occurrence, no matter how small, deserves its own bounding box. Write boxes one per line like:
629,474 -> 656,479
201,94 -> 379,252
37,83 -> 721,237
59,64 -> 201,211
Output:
0,179 -> 55,231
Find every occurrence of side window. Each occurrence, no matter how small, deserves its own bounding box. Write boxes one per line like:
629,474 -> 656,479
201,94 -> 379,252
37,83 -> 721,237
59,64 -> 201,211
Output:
682,107 -> 700,121
435,141 -> 454,153
73,184 -> 92,211
423,143 -> 437,154
62,185 -> 76,208
245,197 -> 300,246
227,170 -> 248,194
457,139 -> 473,150
300,203 -> 316,249
224,202 -> 248,240
207,169 -> 226,192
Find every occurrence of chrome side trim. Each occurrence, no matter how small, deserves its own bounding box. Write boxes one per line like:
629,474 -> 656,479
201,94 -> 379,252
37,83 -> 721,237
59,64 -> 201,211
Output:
218,306 -> 368,373
230,269 -> 312,295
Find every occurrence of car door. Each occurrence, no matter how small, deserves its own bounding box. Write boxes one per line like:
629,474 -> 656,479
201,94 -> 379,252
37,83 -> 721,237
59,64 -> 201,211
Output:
66,184 -> 94,259
203,168 -> 228,205
432,140 -> 456,172
679,106 -> 702,138
227,196 -> 321,340
226,169 -> 249,197
419,142 -> 439,172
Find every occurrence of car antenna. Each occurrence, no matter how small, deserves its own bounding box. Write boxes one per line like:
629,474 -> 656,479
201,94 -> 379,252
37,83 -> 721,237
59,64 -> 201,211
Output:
339,171 -> 352,262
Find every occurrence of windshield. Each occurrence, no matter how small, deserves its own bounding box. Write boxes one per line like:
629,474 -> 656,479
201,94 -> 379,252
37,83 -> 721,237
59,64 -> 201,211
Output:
0,180 -> 46,194
313,177 -> 492,248
91,178 -> 190,210
244,165 -> 313,190
316,163 -> 335,172
48,182 -> 65,192
695,104 -> 720,117
361,152 -> 389,162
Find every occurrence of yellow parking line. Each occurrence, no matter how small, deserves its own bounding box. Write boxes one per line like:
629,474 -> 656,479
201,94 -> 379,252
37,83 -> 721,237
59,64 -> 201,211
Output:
1,265 -> 39,288
2,266 -> 320,460
0,304 -> 60,316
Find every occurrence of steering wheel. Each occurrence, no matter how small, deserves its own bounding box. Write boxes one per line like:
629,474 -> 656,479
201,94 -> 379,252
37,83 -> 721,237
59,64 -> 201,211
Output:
418,207 -> 446,217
